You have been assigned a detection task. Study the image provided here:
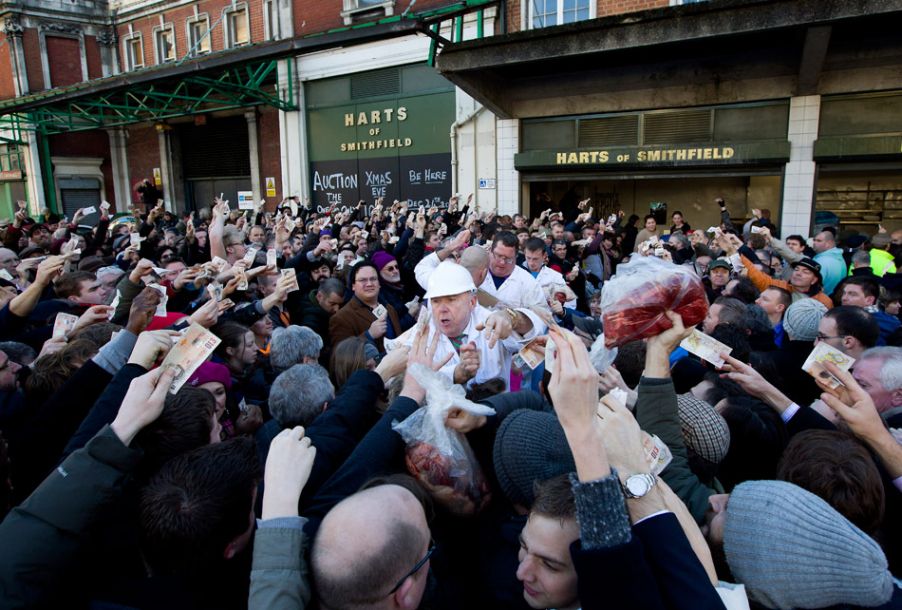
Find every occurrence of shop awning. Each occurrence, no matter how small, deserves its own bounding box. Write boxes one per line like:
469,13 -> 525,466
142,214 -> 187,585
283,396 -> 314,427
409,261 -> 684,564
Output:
435,0 -> 902,119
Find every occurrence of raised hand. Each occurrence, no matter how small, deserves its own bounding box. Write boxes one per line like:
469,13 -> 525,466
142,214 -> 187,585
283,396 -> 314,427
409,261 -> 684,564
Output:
262,426 -> 317,519
110,367 -> 177,446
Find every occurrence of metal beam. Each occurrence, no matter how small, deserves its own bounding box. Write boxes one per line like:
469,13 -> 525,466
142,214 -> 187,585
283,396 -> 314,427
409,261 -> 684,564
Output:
7,58 -> 296,135
797,25 -> 832,95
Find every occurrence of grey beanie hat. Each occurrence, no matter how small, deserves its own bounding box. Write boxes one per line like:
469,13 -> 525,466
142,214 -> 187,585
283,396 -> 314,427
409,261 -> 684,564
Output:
492,410 -> 574,508
782,298 -> 827,342
724,480 -> 892,609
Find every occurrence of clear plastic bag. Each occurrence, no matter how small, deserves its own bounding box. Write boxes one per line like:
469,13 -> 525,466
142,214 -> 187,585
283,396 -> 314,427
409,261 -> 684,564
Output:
590,332 -> 618,373
600,256 -> 708,348
392,364 -> 496,516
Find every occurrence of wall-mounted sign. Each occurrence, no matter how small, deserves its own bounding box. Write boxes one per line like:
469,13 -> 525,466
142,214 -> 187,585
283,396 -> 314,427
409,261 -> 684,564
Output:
554,147 -> 735,165
308,90 -> 455,210
237,190 -> 255,210
0,170 -> 23,181
514,141 -> 791,171
265,177 -> 277,197
479,178 -> 496,189
153,167 -> 162,186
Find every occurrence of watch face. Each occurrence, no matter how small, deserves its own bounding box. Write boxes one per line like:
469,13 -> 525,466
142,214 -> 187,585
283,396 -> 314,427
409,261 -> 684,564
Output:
626,476 -> 649,497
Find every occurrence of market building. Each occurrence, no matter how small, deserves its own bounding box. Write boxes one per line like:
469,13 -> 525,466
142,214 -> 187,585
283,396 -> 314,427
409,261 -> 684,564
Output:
0,0 -> 498,219
436,0 -> 902,236
1,0 -> 900,236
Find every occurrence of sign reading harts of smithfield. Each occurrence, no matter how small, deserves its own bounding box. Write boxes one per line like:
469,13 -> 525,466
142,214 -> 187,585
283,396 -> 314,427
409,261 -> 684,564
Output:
514,141 -> 791,171
307,91 -> 455,211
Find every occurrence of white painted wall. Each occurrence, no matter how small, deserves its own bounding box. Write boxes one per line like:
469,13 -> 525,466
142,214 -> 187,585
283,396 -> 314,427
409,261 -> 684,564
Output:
781,95 -> 820,237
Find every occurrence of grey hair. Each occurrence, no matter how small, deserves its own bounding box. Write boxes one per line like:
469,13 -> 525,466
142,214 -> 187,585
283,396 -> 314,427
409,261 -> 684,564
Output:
269,363 -> 334,428
318,277 -> 344,297
669,231 -> 690,250
270,325 -> 324,373
859,346 -> 902,392
852,250 -> 871,267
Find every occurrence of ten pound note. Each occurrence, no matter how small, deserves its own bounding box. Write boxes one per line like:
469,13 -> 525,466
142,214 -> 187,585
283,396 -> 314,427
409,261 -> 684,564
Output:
160,323 -> 222,394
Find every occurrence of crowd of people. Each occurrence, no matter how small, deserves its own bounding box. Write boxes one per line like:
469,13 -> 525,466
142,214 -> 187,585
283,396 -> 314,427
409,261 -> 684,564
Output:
0,191 -> 900,609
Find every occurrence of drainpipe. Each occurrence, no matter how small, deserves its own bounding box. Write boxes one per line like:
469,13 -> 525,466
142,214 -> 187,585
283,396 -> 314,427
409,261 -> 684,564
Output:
450,104 -> 487,195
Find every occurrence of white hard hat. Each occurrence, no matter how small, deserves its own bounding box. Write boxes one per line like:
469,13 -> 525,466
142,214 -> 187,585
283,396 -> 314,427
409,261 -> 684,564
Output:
424,260 -> 476,299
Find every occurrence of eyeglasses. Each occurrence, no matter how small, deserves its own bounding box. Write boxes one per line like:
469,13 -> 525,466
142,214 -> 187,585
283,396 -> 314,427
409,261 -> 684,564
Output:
816,333 -> 847,342
388,542 -> 436,595
492,252 -> 515,265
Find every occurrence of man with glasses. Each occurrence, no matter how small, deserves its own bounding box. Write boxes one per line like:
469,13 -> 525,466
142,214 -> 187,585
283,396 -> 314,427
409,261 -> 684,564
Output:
815,305 -> 879,361
481,232 -> 546,310
312,484 -> 434,610
329,261 -> 401,354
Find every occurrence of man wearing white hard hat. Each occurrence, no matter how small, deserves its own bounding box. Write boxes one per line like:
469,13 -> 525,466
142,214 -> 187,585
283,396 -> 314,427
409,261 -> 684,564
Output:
405,260 -> 546,388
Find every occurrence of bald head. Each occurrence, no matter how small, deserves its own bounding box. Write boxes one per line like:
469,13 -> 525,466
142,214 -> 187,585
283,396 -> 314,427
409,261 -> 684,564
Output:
312,485 -> 430,609
812,231 -> 835,254
0,248 -> 19,274
460,246 -> 489,287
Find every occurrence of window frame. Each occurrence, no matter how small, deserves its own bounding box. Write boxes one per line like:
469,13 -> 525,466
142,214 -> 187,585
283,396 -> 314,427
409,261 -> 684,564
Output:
123,33 -> 144,70
528,0 -> 595,29
153,25 -> 176,64
262,0 -> 276,40
186,14 -> 212,56
225,4 -> 251,48
340,0 -> 395,26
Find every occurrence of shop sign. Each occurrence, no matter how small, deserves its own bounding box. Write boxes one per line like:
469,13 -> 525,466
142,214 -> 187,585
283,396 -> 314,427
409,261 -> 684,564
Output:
514,141 -> 790,171
554,146 -> 735,165
341,106 -> 411,153
0,170 -> 22,180
311,153 -> 452,212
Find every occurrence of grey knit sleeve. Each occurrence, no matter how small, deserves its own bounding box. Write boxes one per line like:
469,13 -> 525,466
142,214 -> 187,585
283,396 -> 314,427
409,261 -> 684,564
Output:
569,473 -> 632,550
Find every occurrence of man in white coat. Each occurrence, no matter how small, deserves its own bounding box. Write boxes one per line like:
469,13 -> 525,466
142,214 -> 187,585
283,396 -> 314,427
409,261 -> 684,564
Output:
405,260 -> 546,388
479,231 -> 546,310
522,236 -> 576,309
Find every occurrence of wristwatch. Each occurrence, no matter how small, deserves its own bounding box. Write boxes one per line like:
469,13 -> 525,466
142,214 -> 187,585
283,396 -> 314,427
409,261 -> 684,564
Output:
622,472 -> 657,499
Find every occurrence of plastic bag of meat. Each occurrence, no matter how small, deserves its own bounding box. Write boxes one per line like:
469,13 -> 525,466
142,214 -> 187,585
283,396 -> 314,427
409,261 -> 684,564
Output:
392,363 -> 496,516
600,255 -> 708,348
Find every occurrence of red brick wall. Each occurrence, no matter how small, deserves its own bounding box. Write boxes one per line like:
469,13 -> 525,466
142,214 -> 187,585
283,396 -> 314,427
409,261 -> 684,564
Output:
125,125 -> 161,206
49,131 -> 115,202
506,1 -> 521,32
0,46 -> 16,100
295,0 -> 455,36
257,106 -> 282,204
506,0 -> 670,33
597,0 -> 668,18
46,36 -> 81,88
21,29 -> 44,92
115,0 -> 267,72
85,35 -> 103,80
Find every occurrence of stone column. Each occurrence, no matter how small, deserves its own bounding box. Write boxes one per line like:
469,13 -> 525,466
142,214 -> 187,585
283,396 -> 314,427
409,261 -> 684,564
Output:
246,111 -> 262,202
107,128 -> 130,210
780,95 -> 821,237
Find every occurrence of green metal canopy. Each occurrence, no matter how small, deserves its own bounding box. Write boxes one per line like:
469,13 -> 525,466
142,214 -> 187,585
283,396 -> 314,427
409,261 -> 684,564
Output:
15,57 -> 293,136
0,0 -> 500,137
